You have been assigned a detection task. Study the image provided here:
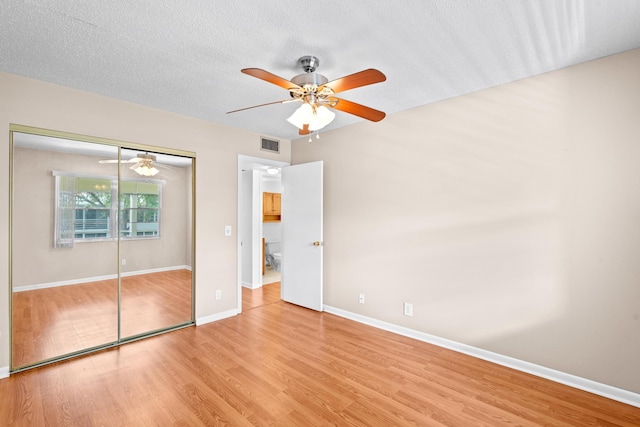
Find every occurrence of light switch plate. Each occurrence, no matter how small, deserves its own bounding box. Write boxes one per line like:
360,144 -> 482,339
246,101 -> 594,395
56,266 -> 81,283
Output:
224,225 -> 232,236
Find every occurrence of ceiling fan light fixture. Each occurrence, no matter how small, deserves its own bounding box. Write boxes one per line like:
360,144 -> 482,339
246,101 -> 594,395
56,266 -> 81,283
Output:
231,58 -> 386,135
309,105 -> 335,131
287,103 -> 335,132
287,102 -> 313,129
134,164 -> 160,177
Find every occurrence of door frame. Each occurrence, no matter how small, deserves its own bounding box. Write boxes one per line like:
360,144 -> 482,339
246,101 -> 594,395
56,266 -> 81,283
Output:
236,155 -> 289,313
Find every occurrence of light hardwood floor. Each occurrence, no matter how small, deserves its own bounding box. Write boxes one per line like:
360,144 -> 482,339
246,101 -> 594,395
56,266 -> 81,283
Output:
242,281 -> 281,311
2,286 -> 639,425
11,269 -> 192,368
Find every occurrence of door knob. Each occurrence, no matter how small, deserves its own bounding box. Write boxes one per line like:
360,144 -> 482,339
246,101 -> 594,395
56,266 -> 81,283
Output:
313,241 -> 323,246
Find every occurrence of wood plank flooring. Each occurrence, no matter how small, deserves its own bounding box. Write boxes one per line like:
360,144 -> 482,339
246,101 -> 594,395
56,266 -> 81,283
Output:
11,269 -> 192,368
2,289 -> 640,425
242,282 -> 281,311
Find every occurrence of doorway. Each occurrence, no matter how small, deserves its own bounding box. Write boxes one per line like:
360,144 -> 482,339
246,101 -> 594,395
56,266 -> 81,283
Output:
237,155 -> 289,312
237,155 -> 325,313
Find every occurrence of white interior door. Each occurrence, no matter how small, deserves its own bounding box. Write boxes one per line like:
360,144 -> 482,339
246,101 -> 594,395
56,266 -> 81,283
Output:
281,161 -> 323,311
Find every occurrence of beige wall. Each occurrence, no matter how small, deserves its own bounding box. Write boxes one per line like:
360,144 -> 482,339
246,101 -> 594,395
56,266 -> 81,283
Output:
0,72 -> 291,368
292,49 -> 640,393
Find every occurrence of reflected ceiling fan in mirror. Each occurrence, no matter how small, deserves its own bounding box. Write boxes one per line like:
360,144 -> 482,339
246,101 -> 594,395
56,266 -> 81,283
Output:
99,153 -> 161,177
227,56 -> 386,136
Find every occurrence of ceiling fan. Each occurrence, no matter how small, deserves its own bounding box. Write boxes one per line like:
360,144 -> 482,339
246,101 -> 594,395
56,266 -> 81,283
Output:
99,153 -> 161,177
227,56 -> 386,135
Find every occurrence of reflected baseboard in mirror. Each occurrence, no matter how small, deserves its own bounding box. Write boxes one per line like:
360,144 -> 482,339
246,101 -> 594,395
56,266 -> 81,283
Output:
12,269 -> 192,368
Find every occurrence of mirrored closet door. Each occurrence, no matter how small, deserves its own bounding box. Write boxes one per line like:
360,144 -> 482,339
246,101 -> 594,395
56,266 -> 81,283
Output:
10,127 -> 194,371
119,147 -> 194,339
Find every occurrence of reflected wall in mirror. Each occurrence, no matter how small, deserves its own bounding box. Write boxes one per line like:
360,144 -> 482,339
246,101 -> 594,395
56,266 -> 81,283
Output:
10,129 -> 194,370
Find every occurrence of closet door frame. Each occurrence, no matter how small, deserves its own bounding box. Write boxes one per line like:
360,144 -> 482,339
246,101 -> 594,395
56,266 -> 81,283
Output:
9,124 -> 196,372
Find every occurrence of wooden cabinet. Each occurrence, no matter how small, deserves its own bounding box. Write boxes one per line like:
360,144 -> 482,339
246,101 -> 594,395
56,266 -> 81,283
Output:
263,192 -> 281,222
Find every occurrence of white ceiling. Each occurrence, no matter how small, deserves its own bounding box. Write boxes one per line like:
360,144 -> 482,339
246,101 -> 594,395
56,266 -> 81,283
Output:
2,1 -> 640,141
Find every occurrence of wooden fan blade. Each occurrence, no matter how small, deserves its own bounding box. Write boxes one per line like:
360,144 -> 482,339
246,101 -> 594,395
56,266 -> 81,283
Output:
330,98 -> 386,122
241,68 -> 302,91
299,124 -> 310,135
320,69 -> 386,94
227,99 -> 294,114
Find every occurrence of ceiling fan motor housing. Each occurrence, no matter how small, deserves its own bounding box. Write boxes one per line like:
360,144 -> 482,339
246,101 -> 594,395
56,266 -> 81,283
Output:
291,72 -> 328,87
293,55 -> 328,88
290,69 -> 330,102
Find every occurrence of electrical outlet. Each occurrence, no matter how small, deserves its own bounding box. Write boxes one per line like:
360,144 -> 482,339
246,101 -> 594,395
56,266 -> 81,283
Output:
403,302 -> 413,317
215,290 -> 222,300
359,293 -> 365,304
121,259 -> 126,266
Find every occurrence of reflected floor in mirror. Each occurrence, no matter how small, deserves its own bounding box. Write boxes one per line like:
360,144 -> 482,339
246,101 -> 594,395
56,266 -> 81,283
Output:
12,279 -> 118,368
120,269 -> 192,338
12,269 -> 192,368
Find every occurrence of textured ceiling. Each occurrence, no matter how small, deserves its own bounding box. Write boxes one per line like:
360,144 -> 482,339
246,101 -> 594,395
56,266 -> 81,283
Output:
1,1 -> 640,141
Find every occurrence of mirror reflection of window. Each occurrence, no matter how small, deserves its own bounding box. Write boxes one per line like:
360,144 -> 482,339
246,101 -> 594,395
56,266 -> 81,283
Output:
53,175 -> 164,245
74,178 -> 112,239
119,181 -> 161,238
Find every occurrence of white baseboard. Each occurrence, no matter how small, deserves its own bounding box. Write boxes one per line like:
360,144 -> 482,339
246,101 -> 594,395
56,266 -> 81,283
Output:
196,308 -> 238,326
323,305 -> 640,409
13,265 -> 191,292
242,281 -> 261,290
0,366 -> 9,379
